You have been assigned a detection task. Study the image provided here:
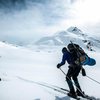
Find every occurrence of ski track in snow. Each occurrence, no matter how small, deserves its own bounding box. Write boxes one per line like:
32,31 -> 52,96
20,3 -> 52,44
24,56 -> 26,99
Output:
17,76 -> 100,100
1,73 -> 100,100
17,76 -> 71,100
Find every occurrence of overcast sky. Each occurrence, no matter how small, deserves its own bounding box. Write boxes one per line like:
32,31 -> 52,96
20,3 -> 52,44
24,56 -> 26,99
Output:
0,0 -> 100,45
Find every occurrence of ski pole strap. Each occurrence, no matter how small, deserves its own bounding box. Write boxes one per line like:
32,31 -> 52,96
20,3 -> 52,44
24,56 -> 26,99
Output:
70,41 -> 82,64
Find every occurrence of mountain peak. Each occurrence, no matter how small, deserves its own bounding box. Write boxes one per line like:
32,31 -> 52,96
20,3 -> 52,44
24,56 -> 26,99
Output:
34,26 -> 100,51
34,26 -> 84,46
67,26 -> 82,35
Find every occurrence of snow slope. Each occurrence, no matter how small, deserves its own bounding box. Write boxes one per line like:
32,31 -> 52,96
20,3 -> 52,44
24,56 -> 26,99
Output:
0,41 -> 100,100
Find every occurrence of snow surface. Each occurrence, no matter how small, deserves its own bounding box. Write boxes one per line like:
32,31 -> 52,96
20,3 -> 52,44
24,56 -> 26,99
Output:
0,41 -> 100,100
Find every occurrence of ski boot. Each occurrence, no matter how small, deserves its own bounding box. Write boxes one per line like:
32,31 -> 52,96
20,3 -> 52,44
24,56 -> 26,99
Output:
67,91 -> 77,99
76,91 -> 85,98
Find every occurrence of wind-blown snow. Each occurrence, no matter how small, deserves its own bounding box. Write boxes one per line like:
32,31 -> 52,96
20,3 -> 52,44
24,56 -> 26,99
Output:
0,41 -> 100,100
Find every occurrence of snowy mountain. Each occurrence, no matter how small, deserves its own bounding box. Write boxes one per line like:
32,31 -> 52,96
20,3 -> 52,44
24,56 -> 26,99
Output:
0,40 -> 100,100
34,27 -> 100,51
35,27 -> 82,46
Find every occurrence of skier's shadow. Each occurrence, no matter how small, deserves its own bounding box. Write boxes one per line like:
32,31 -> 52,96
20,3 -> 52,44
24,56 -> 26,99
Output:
34,99 -> 40,100
55,96 -> 70,100
34,96 -> 70,100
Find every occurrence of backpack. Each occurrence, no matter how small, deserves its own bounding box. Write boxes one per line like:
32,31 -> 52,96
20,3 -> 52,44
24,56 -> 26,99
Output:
67,42 -> 87,65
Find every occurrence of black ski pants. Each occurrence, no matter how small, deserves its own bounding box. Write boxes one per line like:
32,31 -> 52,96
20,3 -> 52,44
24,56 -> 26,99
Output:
66,65 -> 82,93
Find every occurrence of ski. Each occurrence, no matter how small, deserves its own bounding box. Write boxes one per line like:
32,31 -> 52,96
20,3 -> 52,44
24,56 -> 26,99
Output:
17,77 -> 98,100
17,76 -> 81,100
80,95 -> 98,100
55,86 -> 97,100
41,82 -> 98,100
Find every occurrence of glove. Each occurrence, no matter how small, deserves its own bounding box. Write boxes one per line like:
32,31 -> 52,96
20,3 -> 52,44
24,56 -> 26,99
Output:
82,68 -> 86,76
57,64 -> 61,68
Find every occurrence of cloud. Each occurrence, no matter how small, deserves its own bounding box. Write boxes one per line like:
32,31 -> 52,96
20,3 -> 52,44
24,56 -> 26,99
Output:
1,0 -> 100,45
0,0 -> 77,44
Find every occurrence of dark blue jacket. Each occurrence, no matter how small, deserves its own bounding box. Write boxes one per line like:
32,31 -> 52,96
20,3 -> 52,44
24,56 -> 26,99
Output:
59,51 -> 74,66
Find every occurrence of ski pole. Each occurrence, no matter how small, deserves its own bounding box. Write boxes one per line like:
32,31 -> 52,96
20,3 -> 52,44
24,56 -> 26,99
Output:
59,68 -> 66,75
80,70 -> 100,85
59,68 -> 85,97
86,75 -> 100,85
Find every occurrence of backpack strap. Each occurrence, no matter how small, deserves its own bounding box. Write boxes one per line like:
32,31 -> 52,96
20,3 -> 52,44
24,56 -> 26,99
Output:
70,41 -> 84,65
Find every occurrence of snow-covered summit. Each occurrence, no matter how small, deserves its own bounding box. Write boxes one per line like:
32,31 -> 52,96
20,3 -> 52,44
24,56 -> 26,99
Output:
67,26 -> 82,35
34,26 -> 100,51
35,27 -> 82,46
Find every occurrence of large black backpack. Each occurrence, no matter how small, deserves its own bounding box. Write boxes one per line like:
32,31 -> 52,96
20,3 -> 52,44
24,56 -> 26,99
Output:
67,42 -> 87,65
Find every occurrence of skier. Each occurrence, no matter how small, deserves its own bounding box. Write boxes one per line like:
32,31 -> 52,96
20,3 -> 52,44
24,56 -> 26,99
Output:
57,47 -> 86,98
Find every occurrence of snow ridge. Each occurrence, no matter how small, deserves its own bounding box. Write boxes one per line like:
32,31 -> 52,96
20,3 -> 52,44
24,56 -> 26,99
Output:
34,26 -> 100,51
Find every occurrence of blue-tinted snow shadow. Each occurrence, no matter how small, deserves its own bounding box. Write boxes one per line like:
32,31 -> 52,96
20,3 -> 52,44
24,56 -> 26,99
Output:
55,96 -> 70,100
34,99 -> 40,100
34,96 -> 70,100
